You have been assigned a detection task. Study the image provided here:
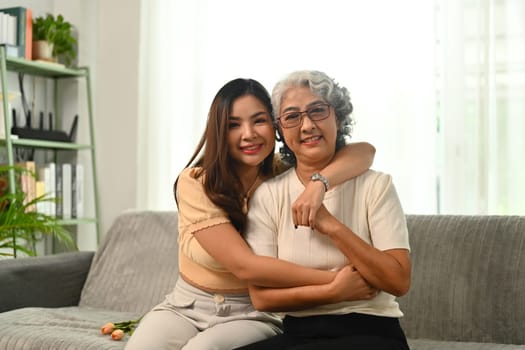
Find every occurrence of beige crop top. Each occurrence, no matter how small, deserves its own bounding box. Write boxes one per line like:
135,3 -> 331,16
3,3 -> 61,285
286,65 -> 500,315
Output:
176,167 -> 247,293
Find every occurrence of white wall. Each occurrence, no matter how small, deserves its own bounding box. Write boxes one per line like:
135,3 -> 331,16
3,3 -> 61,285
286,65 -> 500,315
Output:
91,0 -> 140,244
1,0 -> 141,249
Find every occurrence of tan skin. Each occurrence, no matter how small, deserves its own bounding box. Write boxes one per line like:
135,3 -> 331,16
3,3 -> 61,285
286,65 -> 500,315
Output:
248,86 -> 410,311
193,94 -> 376,291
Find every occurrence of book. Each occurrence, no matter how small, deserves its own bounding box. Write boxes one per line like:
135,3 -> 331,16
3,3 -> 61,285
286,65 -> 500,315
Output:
55,163 -> 62,218
71,163 -> 84,218
61,163 -> 72,219
24,8 -> 32,60
0,7 -> 32,59
35,180 -> 46,214
0,12 -> 17,46
16,160 -> 36,212
37,162 -> 56,217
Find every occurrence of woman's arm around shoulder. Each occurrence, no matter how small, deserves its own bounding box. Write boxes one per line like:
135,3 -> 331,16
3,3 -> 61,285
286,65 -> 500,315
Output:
292,142 -> 376,228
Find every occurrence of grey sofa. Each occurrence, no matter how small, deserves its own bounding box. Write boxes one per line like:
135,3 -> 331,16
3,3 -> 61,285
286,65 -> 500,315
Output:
0,211 -> 524,349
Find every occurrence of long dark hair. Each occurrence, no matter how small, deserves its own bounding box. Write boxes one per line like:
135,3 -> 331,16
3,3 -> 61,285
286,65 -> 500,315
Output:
174,78 -> 275,233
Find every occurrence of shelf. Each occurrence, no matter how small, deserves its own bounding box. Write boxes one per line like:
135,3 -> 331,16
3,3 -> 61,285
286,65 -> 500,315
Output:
1,45 -> 101,255
59,217 -> 98,226
5,56 -> 86,78
2,138 -> 93,150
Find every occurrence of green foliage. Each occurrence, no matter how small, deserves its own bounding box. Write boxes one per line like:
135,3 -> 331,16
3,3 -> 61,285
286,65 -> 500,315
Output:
0,165 -> 75,257
32,13 -> 77,66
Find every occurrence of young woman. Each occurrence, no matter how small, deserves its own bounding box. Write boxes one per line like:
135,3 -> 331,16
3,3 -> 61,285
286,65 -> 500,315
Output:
237,70 -> 411,349
125,78 -> 376,350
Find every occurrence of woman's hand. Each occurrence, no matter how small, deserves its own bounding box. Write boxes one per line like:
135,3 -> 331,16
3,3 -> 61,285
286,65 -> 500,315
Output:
314,205 -> 411,297
292,180 -> 326,228
330,265 -> 379,302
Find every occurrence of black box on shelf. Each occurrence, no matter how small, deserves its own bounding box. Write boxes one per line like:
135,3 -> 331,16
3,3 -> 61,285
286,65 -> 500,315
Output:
11,127 -> 71,142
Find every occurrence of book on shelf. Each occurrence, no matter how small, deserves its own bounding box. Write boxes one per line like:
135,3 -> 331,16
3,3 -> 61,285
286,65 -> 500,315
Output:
37,162 -> 56,217
0,12 -> 17,46
17,160 -> 36,212
3,161 -> 85,219
0,6 -> 32,59
61,163 -> 72,219
35,180 -> 46,214
55,163 -> 62,218
71,163 -> 84,218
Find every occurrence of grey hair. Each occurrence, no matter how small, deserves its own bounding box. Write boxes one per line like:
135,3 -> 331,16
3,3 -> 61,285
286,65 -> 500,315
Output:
272,70 -> 354,166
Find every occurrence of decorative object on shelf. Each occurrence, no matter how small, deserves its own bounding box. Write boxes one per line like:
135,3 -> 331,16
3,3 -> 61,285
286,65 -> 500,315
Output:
0,164 -> 75,257
32,13 -> 77,66
0,6 -> 33,59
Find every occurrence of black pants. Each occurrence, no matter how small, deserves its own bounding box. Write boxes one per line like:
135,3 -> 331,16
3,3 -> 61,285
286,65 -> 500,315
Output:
234,313 -> 410,350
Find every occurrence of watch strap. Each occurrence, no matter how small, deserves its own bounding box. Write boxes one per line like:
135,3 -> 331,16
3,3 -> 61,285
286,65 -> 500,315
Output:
310,172 -> 329,191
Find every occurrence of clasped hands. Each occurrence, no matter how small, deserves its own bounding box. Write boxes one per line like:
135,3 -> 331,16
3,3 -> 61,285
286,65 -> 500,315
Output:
292,180 -> 378,301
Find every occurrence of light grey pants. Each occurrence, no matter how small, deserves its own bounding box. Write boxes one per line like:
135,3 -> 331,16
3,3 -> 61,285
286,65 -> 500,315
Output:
125,276 -> 282,350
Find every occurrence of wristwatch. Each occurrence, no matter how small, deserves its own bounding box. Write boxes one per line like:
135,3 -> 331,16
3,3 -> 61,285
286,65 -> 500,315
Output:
310,172 -> 329,192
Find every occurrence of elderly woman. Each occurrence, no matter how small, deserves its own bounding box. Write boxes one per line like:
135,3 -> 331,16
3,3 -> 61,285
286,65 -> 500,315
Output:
238,70 -> 411,350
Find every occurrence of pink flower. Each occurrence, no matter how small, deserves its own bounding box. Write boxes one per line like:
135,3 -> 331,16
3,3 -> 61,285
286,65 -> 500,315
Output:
111,329 -> 125,341
100,322 -> 115,335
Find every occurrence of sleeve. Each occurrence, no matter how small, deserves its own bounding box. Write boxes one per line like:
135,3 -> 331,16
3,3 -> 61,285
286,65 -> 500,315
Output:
176,168 -> 231,234
366,172 -> 410,252
176,168 -> 232,271
244,182 -> 279,258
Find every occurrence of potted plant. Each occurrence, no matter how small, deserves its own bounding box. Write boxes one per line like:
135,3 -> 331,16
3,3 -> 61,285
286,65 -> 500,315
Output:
0,165 -> 75,258
32,13 -> 77,66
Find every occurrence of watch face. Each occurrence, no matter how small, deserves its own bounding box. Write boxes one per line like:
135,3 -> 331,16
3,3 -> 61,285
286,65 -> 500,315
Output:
311,173 -> 329,190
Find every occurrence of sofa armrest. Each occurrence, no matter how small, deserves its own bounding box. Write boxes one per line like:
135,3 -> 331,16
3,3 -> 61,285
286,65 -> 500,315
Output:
0,251 -> 94,312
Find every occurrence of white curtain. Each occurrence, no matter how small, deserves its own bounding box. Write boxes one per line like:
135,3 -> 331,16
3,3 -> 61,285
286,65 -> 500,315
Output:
137,0 -> 524,215
437,0 -> 525,214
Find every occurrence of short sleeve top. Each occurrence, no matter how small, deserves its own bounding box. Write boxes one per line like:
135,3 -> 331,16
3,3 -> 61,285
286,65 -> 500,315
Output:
176,167 -> 247,292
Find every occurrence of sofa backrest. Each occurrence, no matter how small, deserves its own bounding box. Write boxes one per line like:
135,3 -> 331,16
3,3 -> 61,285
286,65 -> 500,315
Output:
399,214 -> 525,345
79,210 -> 180,314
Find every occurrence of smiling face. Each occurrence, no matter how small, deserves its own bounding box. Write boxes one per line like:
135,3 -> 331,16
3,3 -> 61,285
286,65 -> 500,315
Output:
279,86 -> 337,170
227,94 -> 275,174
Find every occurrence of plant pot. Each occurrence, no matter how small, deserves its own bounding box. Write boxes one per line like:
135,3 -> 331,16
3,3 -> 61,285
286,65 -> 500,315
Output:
32,40 -> 56,62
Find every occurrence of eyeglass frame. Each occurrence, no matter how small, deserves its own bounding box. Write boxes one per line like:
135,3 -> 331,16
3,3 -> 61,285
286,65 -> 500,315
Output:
277,103 -> 332,129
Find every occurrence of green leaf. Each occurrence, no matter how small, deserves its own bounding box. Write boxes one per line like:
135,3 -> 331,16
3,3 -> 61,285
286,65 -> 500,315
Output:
0,165 -> 76,257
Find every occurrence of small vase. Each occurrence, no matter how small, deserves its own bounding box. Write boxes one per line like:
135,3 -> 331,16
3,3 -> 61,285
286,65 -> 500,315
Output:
32,40 -> 55,62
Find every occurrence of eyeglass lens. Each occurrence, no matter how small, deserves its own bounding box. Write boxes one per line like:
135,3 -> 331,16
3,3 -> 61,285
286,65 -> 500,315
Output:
279,103 -> 330,128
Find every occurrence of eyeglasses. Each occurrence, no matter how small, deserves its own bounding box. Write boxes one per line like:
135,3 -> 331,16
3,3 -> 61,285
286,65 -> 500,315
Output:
278,103 -> 331,129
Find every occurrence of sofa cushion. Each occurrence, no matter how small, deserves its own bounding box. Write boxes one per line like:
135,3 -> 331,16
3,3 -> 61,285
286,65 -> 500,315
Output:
79,210 -> 180,314
0,251 -> 94,312
0,306 -> 138,349
400,215 -> 525,345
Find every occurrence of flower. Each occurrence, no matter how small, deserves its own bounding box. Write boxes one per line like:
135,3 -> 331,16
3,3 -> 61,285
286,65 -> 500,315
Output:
100,322 -> 115,335
111,329 -> 125,341
100,316 -> 143,341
